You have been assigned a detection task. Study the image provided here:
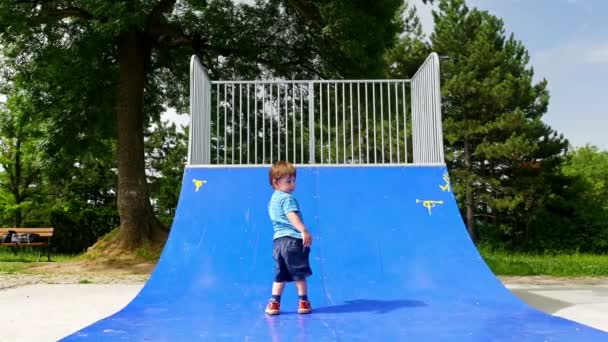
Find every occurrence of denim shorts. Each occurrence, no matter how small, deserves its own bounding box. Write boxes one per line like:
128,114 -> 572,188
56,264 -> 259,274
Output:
273,236 -> 312,282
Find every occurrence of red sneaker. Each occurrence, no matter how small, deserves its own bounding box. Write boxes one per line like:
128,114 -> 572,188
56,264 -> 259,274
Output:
298,300 -> 312,314
265,301 -> 280,315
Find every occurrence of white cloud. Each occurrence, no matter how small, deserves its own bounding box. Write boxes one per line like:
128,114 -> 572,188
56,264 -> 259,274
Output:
533,40 -> 608,78
584,43 -> 608,65
413,0 -> 436,36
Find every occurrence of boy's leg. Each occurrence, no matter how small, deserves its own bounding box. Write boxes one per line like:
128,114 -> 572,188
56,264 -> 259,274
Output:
295,280 -> 307,297
295,280 -> 312,314
272,282 -> 286,297
266,282 -> 285,315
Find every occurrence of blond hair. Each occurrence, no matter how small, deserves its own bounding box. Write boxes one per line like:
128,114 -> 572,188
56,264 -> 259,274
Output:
269,161 -> 296,187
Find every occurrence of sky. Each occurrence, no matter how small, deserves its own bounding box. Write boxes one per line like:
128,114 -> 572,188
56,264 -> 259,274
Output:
415,0 -> 608,149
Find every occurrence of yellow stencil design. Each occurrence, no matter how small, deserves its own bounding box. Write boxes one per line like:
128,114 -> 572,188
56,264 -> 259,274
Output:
439,172 -> 451,192
416,199 -> 444,216
193,179 -> 207,192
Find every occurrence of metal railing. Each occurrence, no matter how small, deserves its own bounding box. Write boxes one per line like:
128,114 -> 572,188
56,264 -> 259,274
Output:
188,53 -> 444,166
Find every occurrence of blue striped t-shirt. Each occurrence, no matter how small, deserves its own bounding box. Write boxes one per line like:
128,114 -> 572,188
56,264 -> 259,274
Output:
268,190 -> 303,240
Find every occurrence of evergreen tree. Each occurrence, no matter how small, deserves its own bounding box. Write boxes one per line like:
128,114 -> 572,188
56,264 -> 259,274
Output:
431,0 -> 568,244
384,2 -> 430,79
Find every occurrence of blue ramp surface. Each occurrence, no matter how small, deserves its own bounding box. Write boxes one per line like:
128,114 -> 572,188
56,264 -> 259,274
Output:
64,166 -> 607,341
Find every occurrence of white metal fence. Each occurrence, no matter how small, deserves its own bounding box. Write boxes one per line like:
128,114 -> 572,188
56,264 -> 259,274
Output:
189,53 -> 444,166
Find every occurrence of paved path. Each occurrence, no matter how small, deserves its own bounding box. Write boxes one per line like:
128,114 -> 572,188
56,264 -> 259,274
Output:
505,279 -> 608,333
0,279 -> 606,341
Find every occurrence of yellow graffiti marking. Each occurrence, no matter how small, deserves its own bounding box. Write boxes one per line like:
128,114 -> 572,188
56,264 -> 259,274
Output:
193,179 -> 207,192
416,199 -> 444,216
439,172 -> 451,192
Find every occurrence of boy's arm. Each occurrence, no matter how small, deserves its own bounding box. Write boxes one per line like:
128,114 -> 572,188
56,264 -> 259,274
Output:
287,212 -> 312,247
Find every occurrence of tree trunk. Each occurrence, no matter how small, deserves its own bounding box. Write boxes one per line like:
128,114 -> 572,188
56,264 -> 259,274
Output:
13,138 -> 22,227
464,138 -> 476,242
115,31 -> 161,249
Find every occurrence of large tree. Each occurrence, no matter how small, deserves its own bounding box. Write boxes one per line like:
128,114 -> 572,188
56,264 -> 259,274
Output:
0,91 -> 45,227
431,0 -> 568,243
0,0 -> 404,249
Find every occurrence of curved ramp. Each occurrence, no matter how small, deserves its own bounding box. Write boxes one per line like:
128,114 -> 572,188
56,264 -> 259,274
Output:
63,166 -> 607,341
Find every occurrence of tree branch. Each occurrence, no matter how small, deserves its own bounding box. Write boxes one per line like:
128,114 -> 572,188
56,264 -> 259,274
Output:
285,0 -> 323,27
147,0 -> 178,28
33,6 -> 94,23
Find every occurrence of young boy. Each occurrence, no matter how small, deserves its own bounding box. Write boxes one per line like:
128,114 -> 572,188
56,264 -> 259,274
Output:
265,161 -> 313,315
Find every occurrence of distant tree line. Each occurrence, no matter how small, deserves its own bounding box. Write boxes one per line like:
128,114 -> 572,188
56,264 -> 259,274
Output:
0,0 -> 606,254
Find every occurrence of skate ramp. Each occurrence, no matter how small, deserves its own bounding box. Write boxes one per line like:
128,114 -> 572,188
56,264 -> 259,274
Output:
63,166 -> 608,341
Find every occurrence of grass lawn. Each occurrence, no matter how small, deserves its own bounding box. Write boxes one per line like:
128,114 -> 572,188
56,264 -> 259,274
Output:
2,246 -> 608,277
0,247 -> 77,274
480,248 -> 608,277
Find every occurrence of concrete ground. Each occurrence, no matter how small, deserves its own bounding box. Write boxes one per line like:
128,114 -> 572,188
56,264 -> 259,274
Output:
505,278 -> 608,334
0,279 -> 607,342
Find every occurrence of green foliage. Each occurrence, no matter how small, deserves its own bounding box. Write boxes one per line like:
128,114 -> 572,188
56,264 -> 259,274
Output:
0,86 -> 118,254
145,120 -> 188,226
0,90 -> 46,227
0,0 -> 407,249
384,2 -> 430,79
43,141 -> 119,254
431,0 -> 569,246
554,146 -> 608,251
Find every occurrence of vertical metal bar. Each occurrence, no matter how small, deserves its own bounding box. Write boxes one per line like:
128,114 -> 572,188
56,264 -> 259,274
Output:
327,83 -> 331,164
395,82 -> 400,163
421,69 -> 427,163
205,73 -> 211,164
270,84 -> 273,163
372,84 -> 377,163
308,82 -> 315,163
284,84 -> 289,161
342,83 -> 346,163
190,65 -> 196,164
416,78 -> 421,164
335,82 -> 338,163
403,82 -> 408,164
388,82 -> 392,163
231,84 -> 235,164
424,67 -> 431,163
429,67 -> 434,163
216,84 -> 220,163
239,84 -> 242,164
285,84 -> 289,162
292,84 -> 296,163
319,83 -> 324,163
224,84 -> 227,164
433,55 -> 445,162
349,83 -> 354,162
188,57 -> 195,164
277,84 -> 281,161
422,70 -> 428,163
418,68 -> 428,163
262,83 -> 266,164
247,84 -> 250,164
300,84 -> 304,164
365,83 -> 369,163
254,83 -> 258,164
357,82 -> 361,163
411,79 -> 417,163
380,82 -> 385,163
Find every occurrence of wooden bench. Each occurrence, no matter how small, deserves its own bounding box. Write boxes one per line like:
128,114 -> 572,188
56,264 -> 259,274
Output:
0,228 -> 54,261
